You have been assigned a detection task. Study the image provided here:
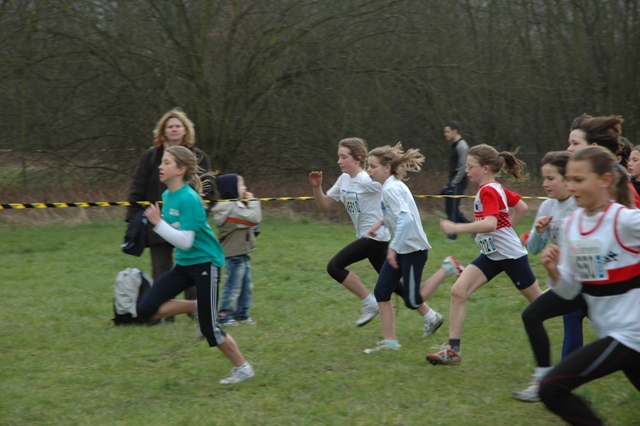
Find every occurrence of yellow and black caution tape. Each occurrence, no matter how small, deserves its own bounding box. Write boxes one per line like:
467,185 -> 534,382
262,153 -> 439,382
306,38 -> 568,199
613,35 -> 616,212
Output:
0,201 -> 151,210
0,195 -> 549,210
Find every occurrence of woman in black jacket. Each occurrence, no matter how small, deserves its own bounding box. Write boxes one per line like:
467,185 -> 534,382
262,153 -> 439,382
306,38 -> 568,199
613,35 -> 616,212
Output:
127,108 -> 215,317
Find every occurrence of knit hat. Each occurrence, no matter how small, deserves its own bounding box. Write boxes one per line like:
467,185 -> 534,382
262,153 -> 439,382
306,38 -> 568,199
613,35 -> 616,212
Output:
216,174 -> 239,199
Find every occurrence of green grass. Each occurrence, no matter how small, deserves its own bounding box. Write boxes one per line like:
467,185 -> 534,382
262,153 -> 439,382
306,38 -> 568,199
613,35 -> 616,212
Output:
0,216 -> 638,425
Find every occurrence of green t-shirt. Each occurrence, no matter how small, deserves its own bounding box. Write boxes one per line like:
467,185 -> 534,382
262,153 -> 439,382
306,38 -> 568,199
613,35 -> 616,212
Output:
161,184 -> 224,267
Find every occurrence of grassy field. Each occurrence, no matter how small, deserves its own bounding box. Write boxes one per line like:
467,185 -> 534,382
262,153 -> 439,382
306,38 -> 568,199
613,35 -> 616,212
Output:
0,213 -> 638,425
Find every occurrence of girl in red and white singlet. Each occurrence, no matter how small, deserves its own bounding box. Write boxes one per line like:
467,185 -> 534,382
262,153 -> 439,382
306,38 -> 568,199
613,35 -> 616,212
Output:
427,144 -> 542,366
540,146 -> 640,426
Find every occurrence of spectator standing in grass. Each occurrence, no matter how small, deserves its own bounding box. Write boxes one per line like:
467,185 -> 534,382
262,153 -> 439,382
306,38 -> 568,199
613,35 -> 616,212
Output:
538,146 -> 640,425
126,108 -> 215,321
310,138 -> 461,335
363,142 -> 455,354
427,144 -> 543,366
441,121 -> 471,241
512,151 -> 583,402
212,174 -> 261,326
137,146 -> 254,384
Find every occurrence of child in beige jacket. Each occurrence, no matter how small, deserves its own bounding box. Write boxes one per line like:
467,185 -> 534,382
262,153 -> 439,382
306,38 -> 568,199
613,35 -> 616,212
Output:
212,174 -> 261,325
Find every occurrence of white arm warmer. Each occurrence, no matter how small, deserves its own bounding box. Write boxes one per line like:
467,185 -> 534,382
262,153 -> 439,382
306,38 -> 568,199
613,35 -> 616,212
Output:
153,220 -> 195,251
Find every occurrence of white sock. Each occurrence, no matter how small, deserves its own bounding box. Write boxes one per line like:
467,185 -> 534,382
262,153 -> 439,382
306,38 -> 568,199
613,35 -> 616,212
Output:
423,309 -> 437,322
534,366 -> 553,380
362,294 -> 376,305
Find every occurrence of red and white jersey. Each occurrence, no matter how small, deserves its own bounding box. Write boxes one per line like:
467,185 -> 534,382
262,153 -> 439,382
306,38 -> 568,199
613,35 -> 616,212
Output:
473,182 -> 527,260
552,202 -> 640,353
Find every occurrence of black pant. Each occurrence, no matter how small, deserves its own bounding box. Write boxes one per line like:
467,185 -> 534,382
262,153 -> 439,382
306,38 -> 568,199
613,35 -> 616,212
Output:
522,289 -> 587,367
374,250 -> 427,308
150,243 -> 196,300
137,263 -> 226,347
444,183 -> 470,239
326,238 -> 403,296
540,337 -> 640,425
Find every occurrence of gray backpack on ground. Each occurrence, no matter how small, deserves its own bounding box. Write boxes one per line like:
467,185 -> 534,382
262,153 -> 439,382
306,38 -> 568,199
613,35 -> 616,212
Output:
112,268 -> 155,326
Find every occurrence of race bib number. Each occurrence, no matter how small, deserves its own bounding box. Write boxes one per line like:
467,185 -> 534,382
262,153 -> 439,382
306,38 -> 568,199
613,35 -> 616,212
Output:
476,233 -> 497,255
344,193 -> 360,214
571,240 -> 607,281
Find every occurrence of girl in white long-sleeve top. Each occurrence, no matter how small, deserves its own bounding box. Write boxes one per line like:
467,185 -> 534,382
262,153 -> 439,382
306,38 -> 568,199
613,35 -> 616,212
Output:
363,142 -> 446,354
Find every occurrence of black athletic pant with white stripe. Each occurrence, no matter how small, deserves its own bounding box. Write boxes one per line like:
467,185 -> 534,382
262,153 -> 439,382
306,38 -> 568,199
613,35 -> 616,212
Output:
539,336 -> 640,425
138,262 -> 226,347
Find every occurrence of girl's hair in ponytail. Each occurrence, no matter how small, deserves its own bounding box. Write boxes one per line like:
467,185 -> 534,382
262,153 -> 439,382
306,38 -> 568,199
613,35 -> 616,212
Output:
368,142 -> 424,181
165,146 -> 218,199
468,144 -> 528,181
570,114 -> 623,155
619,136 -> 633,166
540,151 -> 571,177
571,145 -> 633,208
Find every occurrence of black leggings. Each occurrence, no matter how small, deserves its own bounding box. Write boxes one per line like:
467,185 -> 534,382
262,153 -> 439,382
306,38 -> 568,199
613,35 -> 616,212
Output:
522,290 -> 588,367
327,238 -> 402,296
539,337 -> 640,425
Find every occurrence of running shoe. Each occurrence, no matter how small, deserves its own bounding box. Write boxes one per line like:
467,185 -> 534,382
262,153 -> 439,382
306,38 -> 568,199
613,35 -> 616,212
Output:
441,256 -> 465,278
237,318 -> 257,325
426,343 -> 462,365
364,340 -> 401,354
511,374 -> 541,402
355,303 -> 379,327
422,312 -> 444,337
220,363 -> 255,384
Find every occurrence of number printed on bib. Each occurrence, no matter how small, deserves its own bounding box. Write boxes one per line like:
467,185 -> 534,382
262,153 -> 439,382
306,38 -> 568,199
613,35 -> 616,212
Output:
344,193 -> 361,214
476,233 -> 497,255
570,240 -> 608,281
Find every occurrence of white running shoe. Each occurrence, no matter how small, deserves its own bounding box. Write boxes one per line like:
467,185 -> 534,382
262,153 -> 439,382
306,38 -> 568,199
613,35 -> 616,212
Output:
511,374 -> 541,402
237,318 -> 257,325
422,312 -> 444,337
442,256 -> 465,278
364,341 -> 401,354
355,303 -> 379,327
220,363 -> 255,384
